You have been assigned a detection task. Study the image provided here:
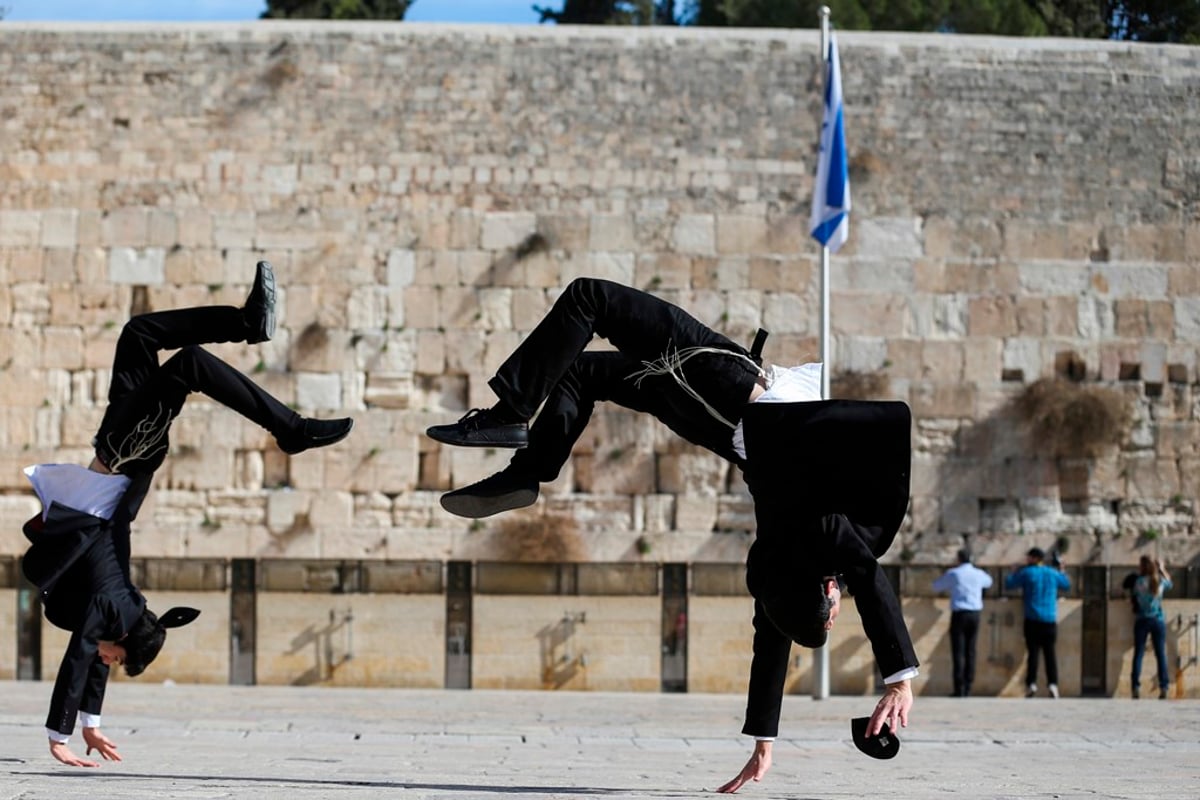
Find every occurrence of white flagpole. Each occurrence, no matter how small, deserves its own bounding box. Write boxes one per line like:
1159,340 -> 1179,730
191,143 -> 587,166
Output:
813,4 -> 833,703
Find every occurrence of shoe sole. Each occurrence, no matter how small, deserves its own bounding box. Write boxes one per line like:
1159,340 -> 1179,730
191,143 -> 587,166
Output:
426,427 -> 528,449
256,260 -> 276,342
440,487 -> 537,518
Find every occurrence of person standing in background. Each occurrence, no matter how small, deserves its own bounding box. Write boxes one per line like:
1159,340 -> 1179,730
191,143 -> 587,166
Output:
1005,547 -> 1070,698
933,548 -> 993,697
1128,555 -> 1173,699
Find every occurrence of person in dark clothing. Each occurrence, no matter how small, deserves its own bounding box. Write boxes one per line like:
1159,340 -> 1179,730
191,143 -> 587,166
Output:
22,262 -> 354,767
426,278 -> 918,791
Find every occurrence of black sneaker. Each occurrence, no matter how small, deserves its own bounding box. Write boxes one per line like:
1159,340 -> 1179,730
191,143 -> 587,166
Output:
440,469 -> 539,518
426,408 -> 528,448
243,261 -> 277,344
277,417 -> 354,455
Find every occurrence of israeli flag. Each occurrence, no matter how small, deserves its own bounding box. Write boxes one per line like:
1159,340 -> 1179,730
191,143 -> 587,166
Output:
810,33 -> 850,253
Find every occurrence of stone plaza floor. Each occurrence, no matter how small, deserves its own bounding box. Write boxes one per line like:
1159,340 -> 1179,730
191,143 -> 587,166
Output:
1,680 -> 1196,799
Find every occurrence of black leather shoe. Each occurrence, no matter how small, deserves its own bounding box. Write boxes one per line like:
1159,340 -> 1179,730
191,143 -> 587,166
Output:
243,260 -> 277,344
277,417 -> 354,455
426,408 -> 528,448
440,470 -> 539,518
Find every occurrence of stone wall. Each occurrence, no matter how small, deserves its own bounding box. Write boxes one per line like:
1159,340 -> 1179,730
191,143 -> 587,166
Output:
0,23 -> 1198,565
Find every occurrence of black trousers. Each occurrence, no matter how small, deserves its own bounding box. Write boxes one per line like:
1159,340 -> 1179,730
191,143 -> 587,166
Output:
93,306 -> 301,477
492,278 -> 760,481
1023,619 -> 1059,686
949,609 -> 981,696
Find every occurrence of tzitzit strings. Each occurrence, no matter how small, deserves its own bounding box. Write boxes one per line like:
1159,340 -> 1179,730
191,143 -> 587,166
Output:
628,344 -> 765,430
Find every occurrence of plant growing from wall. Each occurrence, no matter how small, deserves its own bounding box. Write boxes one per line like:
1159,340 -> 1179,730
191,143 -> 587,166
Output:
1012,378 -> 1132,459
830,369 -> 890,400
494,514 -> 586,562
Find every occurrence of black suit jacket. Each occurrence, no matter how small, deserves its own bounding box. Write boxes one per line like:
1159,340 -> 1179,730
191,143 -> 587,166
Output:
738,400 -> 919,737
22,475 -> 150,736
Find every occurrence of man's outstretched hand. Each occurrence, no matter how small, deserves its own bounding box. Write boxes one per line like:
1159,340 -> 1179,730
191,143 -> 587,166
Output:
49,740 -> 99,768
867,679 -> 913,737
717,739 -> 772,793
50,727 -> 123,767
82,726 -> 122,762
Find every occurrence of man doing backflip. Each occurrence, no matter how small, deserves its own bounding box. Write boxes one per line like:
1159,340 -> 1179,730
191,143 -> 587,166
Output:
22,262 -> 353,767
427,277 -> 918,792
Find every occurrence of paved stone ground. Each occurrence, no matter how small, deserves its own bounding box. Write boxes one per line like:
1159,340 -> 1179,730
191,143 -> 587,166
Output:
1,681 -> 1196,799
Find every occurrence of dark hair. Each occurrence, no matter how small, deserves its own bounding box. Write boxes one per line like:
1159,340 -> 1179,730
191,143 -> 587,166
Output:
745,537 -> 836,648
121,608 -> 167,677
956,548 -> 972,565
761,584 -> 834,649
1027,547 -> 1045,562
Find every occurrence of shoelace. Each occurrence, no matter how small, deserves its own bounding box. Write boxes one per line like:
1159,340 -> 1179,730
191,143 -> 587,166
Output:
456,408 -> 491,429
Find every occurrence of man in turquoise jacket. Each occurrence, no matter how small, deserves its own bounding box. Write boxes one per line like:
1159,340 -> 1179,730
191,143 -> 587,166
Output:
1005,547 -> 1070,698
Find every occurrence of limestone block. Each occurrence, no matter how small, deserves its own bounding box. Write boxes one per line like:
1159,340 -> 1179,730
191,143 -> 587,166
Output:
347,285 -> 388,330
108,248 -> 165,285
544,494 -> 635,533
445,446 -> 513,487
853,217 -> 921,260
364,373 -> 412,409
266,488 -> 310,532
147,209 -> 178,247
41,326 -> 84,370
11,283 -> 50,325
963,337 -> 1002,385
830,292 -> 906,337
656,452 -> 728,496
638,494 -> 675,534
510,287 -> 550,331
482,329 -> 520,376
559,252 -> 633,286
311,489 -> 354,530
672,214 -> 715,256
1172,297 -> 1200,344
589,213 -> 636,251
0,210 -> 40,246
1124,455 -> 1181,499
176,208 -> 213,248
403,286 -> 440,330
292,327 -> 353,372
762,291 -> 812,335
442,329 -> 485,376
909,382 -> 978,419
967,296 -> 1018,337
673,495 -> 718,532
481,212 -> 537,251
212,212 -> 256,249
166,447 -> 239,491
412,330 -> 445,377
538,213 -> 589,252
0,494 -> 41,555
295,372 -> 343,411
837,336 -> 887,372
921,340 -> 965,383
1092,264 -> 1169,300
1002,337 -> 1042,380
715,214 -> 768,255
101,208 -> 150,247
475,287 -> 513,330
1018,262 -> 1088,296
40,209 -> 78,248
715,494 -> 754,532
0,408 -> 37,449
578,449 -> 655,495
388,251 -> 417,289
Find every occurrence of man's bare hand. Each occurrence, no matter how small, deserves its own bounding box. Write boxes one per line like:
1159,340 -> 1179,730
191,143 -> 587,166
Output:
717,739 -> 772,794
49,740 -> 99,768
867,679 -> 913,737
82,726 -> 122,762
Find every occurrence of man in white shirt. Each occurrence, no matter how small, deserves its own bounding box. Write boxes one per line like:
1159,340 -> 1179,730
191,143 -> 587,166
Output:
933,548 -> 994,697
24,262 -> 354,767
425,278 -> 917,791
